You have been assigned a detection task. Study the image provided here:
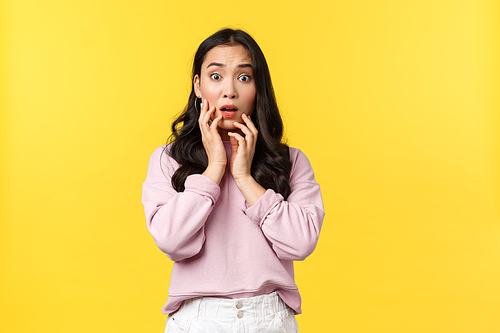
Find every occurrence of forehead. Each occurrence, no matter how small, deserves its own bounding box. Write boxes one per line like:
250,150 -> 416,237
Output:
202,45 -> 252,68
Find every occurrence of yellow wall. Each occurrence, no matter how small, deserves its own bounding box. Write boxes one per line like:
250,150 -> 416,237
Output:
1,0 -> 499,332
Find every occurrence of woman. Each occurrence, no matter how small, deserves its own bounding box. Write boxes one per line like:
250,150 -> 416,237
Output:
142,28 -> 324,333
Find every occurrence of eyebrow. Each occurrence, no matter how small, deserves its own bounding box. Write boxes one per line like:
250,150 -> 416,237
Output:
206,62 -> 253,69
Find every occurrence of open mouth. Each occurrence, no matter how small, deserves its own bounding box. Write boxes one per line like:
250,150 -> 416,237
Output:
221,107 -> 238,112
220,105 -> 238,118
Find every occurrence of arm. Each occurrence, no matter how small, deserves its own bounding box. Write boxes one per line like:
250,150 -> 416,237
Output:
245,149 -> 325,261
141,146 -> 220,262
143,100 -> 227,261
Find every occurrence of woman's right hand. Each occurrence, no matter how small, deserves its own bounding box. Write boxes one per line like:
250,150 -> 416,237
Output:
199,99 -> 226,185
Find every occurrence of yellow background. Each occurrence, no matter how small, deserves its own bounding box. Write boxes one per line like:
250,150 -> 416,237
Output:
1,0 -> 499,332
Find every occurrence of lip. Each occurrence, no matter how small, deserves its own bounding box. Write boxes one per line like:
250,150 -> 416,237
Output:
220,104 -> 238,111
221,111 -> 237,118
220,104 -> 239,118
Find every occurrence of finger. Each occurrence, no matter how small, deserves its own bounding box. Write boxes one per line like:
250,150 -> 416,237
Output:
241,114 -> 258,136
198,99 -> 209,126
203,103 -> 215,122
200,99 -> 209,114
200,105 -> 215,130
205,105 -> 216,123
210,114 -> 223,131
228,131 -> 246,150
233,121 -> 255,148
228,135 -> 239,155
232,121 -> 251,135
201,100 -> 214,117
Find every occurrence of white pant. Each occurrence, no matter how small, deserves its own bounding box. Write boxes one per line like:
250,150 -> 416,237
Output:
164,292 -> 299,333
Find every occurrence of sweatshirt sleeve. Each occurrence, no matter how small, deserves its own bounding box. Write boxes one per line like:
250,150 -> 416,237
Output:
245,148 -> 325,261
141,146 -> 220,262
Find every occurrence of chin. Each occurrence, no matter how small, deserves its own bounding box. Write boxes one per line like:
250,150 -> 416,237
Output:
218,124 -> 237,131
220,118 -> 240,127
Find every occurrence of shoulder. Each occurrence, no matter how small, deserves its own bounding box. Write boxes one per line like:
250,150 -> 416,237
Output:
288,146 -> 316,184
147,144 -> 180,178
148,144 -> 170,164
288,146 -> 311,167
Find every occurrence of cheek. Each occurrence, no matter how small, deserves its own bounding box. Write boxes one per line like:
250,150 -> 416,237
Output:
199,82 -> 217,99
200,90 -> 218,109
243,87 -> 256,106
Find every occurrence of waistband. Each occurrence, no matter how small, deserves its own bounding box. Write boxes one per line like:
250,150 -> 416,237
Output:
171,292 -> 292,321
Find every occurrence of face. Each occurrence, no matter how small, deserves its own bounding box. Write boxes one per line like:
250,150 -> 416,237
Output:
194,44 -> 256,132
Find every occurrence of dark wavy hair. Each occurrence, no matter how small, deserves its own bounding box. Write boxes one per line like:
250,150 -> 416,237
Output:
168,28 -> 292,198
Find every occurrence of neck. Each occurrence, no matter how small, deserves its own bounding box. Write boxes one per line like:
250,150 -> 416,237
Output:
219,128 -> 230,141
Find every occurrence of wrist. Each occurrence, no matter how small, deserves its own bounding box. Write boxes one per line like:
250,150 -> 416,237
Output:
234,175 -> 266,207
203,163 -> 226,185
234,174 -> 254,187
208,160 -> 227,169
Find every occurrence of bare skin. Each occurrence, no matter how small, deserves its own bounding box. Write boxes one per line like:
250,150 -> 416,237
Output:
198,99 -> 266,206
194,45 -> 266,206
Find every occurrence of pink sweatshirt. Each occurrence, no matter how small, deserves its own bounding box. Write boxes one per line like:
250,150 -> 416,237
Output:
142,141 -> 324,314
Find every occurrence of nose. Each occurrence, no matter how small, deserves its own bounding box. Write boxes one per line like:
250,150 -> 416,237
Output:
223,79 -> 237,99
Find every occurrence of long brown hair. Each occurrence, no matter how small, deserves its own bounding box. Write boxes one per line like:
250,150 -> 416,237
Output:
168,28 -> 292,198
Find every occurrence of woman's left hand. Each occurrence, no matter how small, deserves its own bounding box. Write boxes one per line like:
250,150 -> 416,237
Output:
228,114 -> 266,206
228,114 -> 257,180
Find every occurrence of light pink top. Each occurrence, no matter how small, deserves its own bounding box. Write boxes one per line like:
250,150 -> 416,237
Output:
142,141 -> 324,314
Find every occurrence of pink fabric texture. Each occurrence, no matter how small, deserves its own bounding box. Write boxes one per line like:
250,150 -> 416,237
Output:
142,141 -> 324,314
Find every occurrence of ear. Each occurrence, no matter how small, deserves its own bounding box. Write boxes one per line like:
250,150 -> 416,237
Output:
193,75 -> 202,98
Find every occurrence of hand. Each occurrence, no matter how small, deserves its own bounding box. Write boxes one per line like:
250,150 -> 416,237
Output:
199,99 -> 226,184
228,114 -> 257,180
228,114 -> 266,206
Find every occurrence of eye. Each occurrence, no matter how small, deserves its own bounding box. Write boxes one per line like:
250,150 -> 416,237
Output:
239,75 -> 251,82
210,73 -> 222,80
